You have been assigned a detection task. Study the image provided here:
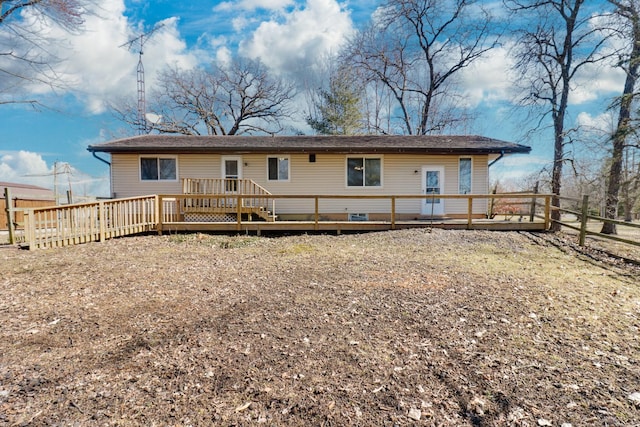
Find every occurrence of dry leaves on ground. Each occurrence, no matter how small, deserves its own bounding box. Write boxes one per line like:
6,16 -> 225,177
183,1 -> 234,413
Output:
1,229 -> 639,426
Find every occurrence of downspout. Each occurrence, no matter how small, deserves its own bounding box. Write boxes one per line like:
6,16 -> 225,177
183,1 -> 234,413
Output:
488,151 -> 505,168
92,152 -> 111,166
91,151 -> 113,198
487,151 -> 505,219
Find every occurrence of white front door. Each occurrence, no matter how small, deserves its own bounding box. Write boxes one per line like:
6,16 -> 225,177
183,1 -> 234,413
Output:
221,156 -> 242,192
421,166 -> 445,216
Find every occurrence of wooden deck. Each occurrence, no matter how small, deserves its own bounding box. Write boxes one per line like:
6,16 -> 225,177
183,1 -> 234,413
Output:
158,218 -> 547,235
14,191 -> 552,250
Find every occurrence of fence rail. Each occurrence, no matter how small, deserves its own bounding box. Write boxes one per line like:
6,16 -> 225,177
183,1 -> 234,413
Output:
553,195 -> 640,249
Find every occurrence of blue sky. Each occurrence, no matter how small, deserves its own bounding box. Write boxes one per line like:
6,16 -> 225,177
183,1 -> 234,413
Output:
0,0 -> 623,198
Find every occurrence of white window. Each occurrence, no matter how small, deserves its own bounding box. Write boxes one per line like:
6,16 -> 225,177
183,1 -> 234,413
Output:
140,156 -> 177,181
347,157 -> 381,187
268,156 -> 289,181
459,157 -> 472,194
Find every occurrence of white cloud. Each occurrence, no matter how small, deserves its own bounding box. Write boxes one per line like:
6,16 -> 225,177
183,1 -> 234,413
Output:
232,16 -> 251,32
576,111 -> 615,135
0,151 -> 109,198
0,151 -> 50,185
491,154 -> 551,185
5,0 -> 198,114
570,63 -> 625,105
239,0 -> 354,75
215,0 -> 294,12
459,44 -> 518,107
216,46 -> 233,65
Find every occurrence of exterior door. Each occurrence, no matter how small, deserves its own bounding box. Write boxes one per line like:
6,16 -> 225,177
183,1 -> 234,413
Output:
222,156 -> 242,192
421,166 -> 444,216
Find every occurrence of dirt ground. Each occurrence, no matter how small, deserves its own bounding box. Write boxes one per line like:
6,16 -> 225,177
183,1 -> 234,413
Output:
1,229 -> 639,426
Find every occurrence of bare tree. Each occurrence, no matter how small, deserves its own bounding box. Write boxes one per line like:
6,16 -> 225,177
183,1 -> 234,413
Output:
0,0 -> 87,106
619,147 -> 640,221
507,0 -> 613,231
344,0 -> 498,135
601,0 -> 640,233
114,58 -> 296,136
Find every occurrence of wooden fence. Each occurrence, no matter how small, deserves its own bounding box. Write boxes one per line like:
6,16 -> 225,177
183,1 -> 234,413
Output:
1,195 -> 55,231
553,195 -> 640,249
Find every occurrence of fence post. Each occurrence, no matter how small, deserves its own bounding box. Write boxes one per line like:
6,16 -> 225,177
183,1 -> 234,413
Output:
578,195 -> 589,246
4,187 -> 16,244
544,196 -> 551,230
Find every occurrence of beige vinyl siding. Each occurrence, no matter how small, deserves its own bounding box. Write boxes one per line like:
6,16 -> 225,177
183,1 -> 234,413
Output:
111,152 -> 491,216
111,154 -> 182,198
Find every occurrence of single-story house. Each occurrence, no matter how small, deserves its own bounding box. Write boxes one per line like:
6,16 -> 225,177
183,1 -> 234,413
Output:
87,135 -> 530,221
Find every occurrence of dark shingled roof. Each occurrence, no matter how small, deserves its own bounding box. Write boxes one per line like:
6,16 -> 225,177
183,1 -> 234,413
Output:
87,134 -> 531,155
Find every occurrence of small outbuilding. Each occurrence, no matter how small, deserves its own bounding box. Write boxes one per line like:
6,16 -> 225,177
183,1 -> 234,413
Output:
1,182 -> 55,230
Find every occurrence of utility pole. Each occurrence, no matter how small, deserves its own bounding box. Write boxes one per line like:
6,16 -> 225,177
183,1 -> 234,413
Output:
120,24 -> 165,135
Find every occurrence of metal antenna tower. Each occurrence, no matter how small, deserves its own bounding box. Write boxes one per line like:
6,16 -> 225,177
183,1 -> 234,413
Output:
120,24 -> 164,134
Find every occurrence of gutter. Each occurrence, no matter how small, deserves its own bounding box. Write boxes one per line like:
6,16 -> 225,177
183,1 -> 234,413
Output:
92,151 -> 111,166
488,151 -> 505,167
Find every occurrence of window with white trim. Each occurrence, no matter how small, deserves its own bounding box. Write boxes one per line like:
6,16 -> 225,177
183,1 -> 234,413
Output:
347,157 -> 381,187
459,157 -> 472,194
267,156 -> 289,181
140,157 -> 177,181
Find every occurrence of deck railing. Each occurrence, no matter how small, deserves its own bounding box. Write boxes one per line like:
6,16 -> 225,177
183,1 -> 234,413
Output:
181,178 -> 274,214
17,193 -> 552,250
158,193 -> 552,232
22,195 -> 157,250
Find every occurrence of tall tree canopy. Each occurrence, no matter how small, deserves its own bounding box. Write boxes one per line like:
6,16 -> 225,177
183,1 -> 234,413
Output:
306,68 -> 365,135
601,0 -> 640,233
344,0 -> 498,135
507,0 -> 612,230
115,58 -> 296,136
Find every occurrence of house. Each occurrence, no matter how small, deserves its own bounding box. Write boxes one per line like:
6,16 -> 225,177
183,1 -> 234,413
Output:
87,134 -> 530,221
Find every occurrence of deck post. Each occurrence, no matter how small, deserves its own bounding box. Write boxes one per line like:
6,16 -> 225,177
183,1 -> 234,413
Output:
391,197 -> 396,230
154,195 -> 160,228
99,201 -> 106,242
157,196 -> 164,235
26,210 -> 36,251
579,195 -> 589,246
237,194 -> 242,231
315,197 -> 319,231
467,196 -> 473,229
4,188 -> 16,245
529,181 -> 539,222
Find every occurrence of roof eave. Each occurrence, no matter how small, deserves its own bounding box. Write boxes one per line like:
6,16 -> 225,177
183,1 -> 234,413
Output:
87,146 -> 531,155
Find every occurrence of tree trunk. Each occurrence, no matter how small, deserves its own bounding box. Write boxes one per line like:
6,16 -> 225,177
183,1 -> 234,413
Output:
601,1 -> 640,234
601,135 -> 625,234
550,131 -> 564,232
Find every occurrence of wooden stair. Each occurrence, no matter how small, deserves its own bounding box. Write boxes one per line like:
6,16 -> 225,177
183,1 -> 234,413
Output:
181,178 -> 276,222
